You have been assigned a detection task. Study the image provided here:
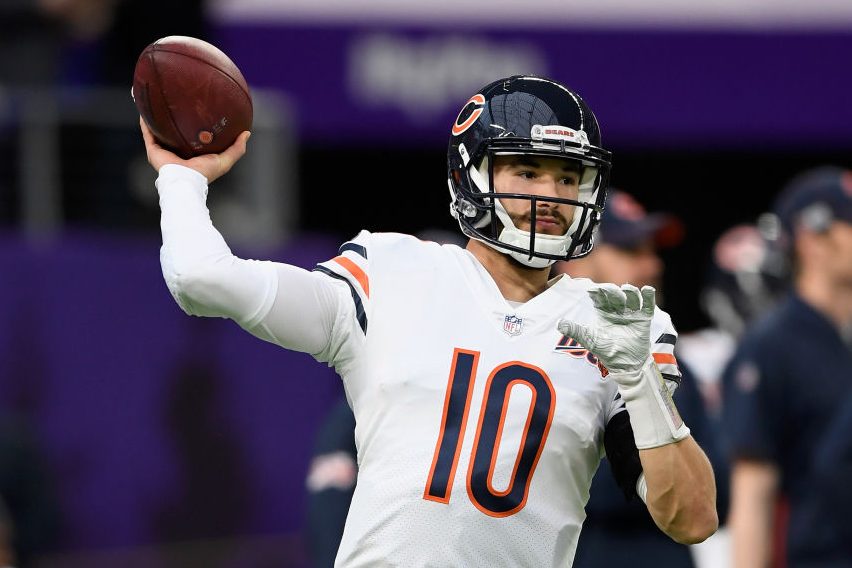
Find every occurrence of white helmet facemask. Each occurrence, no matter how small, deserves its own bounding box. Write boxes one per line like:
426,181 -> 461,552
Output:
468,155 -> 600,268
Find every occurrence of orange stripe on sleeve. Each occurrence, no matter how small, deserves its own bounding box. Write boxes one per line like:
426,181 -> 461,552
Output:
332,256 -> 370,298
653,353 -> 677,365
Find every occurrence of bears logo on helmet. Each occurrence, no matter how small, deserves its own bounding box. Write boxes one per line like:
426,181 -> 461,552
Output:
452,94 -> 486,136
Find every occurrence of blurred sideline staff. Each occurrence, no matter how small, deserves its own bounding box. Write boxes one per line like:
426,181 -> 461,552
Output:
675,220 -> 790,568
555,190 -> 725,568
804,389 -> 852,564
0,496 -> 12,568
0,416 -> 61,568
305,398 -> 357,568
677,221 -> 788,418
556,190 -> 682,294
723,167 -> 852,568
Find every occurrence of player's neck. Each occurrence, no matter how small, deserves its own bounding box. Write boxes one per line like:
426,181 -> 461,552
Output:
466,239 -> 552,303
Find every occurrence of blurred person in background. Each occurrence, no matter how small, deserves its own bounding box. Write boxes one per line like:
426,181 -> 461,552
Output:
0,497 -> 13,568
0,415 -> 61,568
675,221 -> 788,568
800,389 -> 852,567
0,0 -> 62,87
141,75 -> 717,566
723,166 -> 852,568
556,190 -> 725,568
305,397 -> 357,568
554,189 -> 683,293
678,221 -> 789,419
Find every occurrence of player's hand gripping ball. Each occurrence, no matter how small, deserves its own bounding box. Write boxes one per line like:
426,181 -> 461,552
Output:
132,36 -> 253,159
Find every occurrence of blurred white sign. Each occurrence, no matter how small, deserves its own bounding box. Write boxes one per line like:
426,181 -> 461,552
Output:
348,34 -> 547,118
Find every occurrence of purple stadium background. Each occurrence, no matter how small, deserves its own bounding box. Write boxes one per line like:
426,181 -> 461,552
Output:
0,232 -> 342,561
1,6 -> 851,564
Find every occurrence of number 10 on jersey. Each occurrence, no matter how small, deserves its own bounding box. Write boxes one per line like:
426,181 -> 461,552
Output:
424,348 -> 555,517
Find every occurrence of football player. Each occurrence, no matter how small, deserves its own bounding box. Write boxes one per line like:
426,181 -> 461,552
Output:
141,75 -> 717,567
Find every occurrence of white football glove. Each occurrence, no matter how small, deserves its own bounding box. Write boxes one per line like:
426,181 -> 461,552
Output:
557,283 -> 654,376
557,283 -> 690,449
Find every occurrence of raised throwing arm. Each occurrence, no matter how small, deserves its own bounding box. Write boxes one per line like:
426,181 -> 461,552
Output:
142,118 -> 353,359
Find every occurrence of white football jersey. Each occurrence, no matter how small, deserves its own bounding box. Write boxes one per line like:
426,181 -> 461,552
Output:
312,231 -> 680,568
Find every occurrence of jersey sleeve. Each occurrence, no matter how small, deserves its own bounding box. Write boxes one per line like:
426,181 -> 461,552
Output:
605,390 -> 626,424
650,307 -> 682,391
292,230 -> 374,372
253,231 -> 375,370
313,231 -> 371,336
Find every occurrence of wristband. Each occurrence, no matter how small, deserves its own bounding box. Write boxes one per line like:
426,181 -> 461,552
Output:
612,356 -> 691,449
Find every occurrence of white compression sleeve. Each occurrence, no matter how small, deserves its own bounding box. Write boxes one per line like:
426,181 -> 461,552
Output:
156,164 -> 342,355
157,164 -> 275,324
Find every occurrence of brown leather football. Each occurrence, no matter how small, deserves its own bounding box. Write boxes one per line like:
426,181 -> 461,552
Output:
132,36 -> 253,158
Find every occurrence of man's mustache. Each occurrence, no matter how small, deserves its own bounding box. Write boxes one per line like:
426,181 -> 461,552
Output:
514,208 -> 570,230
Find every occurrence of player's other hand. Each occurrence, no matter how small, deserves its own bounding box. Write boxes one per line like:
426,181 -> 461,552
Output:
557,283 -> 654,376
140,117 -> 250,184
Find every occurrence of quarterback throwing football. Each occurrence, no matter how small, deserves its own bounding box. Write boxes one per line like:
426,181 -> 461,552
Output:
141,76 -> 717,567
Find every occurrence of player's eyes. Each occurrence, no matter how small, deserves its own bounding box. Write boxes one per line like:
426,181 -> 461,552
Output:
517,170 -> 536,179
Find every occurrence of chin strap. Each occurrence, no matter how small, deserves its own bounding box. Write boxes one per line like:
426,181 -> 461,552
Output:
497,228 -> 561,268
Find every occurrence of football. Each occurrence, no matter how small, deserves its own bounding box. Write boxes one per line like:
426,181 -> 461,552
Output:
132,36 -> 253,158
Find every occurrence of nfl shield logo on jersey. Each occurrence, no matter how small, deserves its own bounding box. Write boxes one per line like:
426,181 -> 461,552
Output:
503,314 -> 524,336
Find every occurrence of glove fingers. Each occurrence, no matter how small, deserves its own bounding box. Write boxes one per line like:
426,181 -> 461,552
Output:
641,285 -> 656,316
598,283 -> 626,313
557,319 -> 595,352
622,284 -> 641,312
588,288 -> 601,302
588,288 -> 607,312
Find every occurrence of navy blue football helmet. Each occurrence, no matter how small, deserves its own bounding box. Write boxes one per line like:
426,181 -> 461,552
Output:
447,76 -> 612,267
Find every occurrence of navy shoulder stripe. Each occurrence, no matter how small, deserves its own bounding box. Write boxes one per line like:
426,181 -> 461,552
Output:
656,333 -> 677,345
339,242 -> 368,259
661,372 -> 682,386
313,266 -> 367,334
